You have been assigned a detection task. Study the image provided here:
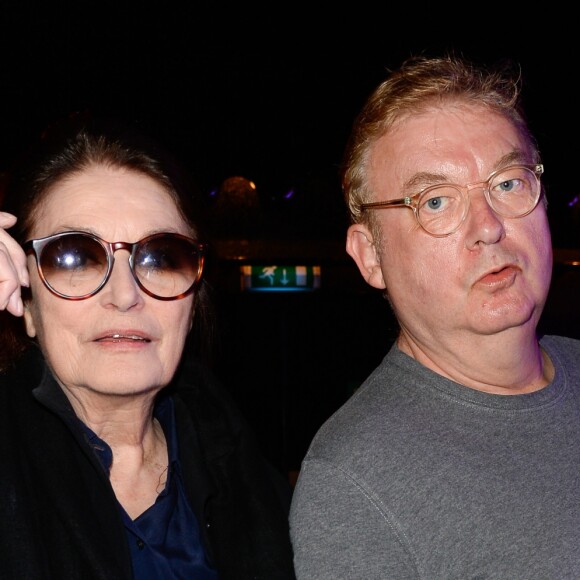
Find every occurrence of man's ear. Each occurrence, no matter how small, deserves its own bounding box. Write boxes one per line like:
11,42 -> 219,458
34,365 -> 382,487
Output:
346,224 -> 386,290
23,301 -> 37,338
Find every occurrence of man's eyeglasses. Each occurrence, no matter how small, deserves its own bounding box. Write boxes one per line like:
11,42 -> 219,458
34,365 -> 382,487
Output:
23,231 -> 206,301
359,164 -> 544,237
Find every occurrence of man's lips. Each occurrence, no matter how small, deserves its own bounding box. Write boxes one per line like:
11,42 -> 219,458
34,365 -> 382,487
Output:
475,265 -> 518,288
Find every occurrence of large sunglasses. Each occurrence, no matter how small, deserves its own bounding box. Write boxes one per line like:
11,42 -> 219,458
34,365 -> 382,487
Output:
23,231 -> 206,301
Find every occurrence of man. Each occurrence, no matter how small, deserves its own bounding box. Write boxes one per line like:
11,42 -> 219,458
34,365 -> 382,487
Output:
289,54 -> 580,579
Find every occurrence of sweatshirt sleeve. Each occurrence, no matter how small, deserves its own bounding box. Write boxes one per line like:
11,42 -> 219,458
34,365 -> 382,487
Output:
289,457 -> 419,579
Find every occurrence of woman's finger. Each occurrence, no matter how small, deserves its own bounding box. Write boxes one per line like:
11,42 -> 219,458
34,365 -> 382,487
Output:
0,213 -> 29,287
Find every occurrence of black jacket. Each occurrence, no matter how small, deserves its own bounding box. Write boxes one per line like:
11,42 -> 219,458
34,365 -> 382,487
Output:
0,346 -> 296,579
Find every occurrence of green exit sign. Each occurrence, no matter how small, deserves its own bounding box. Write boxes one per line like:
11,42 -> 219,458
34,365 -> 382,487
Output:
241,265 -> 321,292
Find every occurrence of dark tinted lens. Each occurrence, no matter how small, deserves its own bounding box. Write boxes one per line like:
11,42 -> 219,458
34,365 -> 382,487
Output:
40,234 -> 109,297
133,235 -> 201,298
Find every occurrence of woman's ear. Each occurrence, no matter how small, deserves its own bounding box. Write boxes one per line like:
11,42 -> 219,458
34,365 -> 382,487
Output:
23,301 -> 37,338
346,224 -> 386,290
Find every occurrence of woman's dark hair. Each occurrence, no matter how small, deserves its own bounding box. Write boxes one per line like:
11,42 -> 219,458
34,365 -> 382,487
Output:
0,112 -> 216,372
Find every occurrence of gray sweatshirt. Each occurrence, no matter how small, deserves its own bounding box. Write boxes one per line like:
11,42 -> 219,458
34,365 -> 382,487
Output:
290,334 -> 580,579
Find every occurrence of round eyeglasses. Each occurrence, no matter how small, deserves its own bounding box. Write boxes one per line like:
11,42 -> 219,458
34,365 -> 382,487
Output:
23,231 -> 206,301
359,164 -> 544,237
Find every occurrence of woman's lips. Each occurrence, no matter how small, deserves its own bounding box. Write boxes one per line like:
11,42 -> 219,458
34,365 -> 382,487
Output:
95,333 -> 151,343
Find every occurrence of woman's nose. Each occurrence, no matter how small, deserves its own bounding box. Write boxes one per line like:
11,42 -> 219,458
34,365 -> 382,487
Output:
98,252 -> 144,310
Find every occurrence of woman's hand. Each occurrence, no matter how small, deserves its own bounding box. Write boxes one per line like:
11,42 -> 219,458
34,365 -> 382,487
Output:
0,212 -> 29,316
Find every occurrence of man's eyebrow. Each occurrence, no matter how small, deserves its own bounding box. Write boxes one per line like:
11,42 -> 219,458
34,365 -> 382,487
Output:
495,150 -> 530,167
404,172 -> 448,192
402,150 -> 532,193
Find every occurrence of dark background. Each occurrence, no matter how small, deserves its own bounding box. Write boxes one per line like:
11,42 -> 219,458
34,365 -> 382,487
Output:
2,3 -> 579,476
1,3 -> 579,248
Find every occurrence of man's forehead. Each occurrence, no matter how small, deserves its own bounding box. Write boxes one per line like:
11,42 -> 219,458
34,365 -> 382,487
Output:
368,106 -> 527,185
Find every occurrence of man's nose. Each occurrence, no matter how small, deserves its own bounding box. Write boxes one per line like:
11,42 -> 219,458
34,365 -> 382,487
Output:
463,187 -> 505,247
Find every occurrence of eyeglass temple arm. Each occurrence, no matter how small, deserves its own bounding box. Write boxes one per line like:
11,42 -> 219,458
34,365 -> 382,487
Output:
360,197 -> 414,211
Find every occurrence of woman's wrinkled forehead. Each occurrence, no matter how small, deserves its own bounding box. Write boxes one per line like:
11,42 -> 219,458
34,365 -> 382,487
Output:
27,165 -> 192,239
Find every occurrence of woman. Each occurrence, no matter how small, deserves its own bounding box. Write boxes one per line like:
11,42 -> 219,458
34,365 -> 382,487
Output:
0,116 -> 296,579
